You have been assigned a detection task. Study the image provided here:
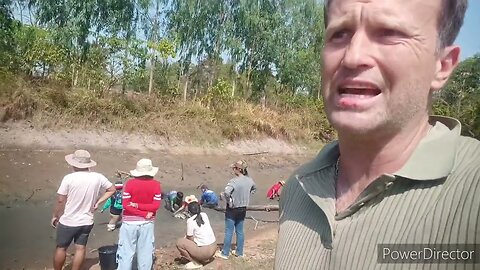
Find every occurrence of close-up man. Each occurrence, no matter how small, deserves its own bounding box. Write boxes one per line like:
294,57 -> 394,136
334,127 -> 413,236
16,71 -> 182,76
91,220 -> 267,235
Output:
275,0 -> 479,269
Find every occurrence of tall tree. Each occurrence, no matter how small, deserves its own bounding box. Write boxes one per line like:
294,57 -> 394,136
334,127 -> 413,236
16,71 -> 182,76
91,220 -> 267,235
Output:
0,0 -> 17,70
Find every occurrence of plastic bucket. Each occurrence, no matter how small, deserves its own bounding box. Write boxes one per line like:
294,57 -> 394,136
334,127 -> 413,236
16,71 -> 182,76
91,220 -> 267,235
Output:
98,244 -> 118,270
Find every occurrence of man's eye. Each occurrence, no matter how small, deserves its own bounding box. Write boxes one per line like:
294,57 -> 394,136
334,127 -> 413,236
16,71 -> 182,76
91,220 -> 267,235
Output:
330,30 -> 351,42
378,28 -> 404,37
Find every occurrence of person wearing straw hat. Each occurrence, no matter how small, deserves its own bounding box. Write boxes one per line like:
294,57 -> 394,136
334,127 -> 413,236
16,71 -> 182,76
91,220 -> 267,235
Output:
117,158 -> 162,270
52,149 -> 115,270
173,194 -> 199,219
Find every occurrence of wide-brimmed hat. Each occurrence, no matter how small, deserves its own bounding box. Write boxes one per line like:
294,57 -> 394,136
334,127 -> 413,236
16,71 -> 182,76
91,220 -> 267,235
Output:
279,180 -> 286,186
130,158 -> 158,177
184,195 -> 198,204
230,159 -> 248,170
65,150 -> 97,168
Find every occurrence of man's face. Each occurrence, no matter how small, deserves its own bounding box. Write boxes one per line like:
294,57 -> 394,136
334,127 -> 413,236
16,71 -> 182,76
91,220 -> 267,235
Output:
322,0 -> 443,135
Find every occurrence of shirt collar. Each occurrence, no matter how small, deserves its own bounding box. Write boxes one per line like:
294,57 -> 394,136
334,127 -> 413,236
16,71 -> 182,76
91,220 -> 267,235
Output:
298,116 -> 461,181
394,116 -> 461,180
295,116 -> 461,227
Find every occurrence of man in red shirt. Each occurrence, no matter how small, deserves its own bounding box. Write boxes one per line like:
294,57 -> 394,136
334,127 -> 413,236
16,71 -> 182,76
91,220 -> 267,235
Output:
267,181 -> 285,200
116,158 -> 162,270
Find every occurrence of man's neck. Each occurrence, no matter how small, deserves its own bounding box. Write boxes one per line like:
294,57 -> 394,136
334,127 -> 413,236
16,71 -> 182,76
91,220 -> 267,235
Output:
335,117 -> 431,210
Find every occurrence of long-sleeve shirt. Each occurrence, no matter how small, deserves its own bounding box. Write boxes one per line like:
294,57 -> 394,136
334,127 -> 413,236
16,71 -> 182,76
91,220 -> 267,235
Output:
267,182 -> 283,199
224,175 -> 256,208
122,177 -> 162,222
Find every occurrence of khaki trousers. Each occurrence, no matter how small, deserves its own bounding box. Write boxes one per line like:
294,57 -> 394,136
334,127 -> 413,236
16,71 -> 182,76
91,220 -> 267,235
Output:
176,238 -> 216,264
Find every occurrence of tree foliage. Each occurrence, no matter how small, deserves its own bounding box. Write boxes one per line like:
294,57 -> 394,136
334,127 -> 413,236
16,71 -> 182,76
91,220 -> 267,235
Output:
0,1 -> 479,140
433,54 -> 480,139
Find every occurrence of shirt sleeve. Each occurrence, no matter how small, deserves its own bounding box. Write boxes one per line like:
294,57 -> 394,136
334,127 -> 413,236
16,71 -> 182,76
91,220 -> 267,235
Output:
250,180 -> 257,194
100,174 -> 113,190
200,193 -> 207,204
186,217 -> 195,236
102,197 -> 112,210
137,182 -> 162,212
57,176 -> 69,195
224,181 -> 234,198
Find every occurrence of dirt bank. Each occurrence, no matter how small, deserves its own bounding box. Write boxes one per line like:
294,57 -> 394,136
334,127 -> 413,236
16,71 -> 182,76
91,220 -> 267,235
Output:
0,121 -> 317,155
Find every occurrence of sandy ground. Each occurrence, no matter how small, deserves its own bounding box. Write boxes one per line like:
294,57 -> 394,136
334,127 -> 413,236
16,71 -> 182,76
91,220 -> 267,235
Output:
0,123 -> 315,269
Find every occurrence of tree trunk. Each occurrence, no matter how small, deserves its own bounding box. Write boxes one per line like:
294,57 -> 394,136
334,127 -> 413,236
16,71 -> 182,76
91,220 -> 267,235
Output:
317,77 -> 322,100
148,56 -> 155,96
183,79 -> 188,103
232,79 -> 235,97
73,69 -> 78,87
148,0 -> 160,96
261,92 -> 266,111
71,65 -> 75,88
213,205 -> 279,212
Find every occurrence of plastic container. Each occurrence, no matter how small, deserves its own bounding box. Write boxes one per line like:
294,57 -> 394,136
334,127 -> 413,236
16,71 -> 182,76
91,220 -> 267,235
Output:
98,244 -> 118,270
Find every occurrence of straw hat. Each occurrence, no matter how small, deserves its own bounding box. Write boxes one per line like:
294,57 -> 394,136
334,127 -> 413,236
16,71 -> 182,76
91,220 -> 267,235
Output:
65,150 -> 97,168
230,159 -> 248,170
184,195 -> 198,204
130,158 -> 159,177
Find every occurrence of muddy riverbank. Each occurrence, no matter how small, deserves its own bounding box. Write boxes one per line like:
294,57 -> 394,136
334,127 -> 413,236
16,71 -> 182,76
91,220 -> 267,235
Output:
0,130 -> 314,269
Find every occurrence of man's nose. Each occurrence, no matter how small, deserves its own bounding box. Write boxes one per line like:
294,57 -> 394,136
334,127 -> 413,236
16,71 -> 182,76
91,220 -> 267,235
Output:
341,31 -> 375,70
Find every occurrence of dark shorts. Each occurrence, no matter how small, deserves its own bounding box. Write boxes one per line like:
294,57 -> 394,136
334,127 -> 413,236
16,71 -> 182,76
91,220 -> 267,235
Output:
110,207 -> 122,216
56,223 -> 94,248
225,207 -> 247,221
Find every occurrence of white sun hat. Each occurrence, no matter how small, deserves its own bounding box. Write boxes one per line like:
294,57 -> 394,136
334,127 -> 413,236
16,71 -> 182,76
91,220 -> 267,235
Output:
130,158 -> 159,177
65,150 -> 97,168
184,195 -> 198,204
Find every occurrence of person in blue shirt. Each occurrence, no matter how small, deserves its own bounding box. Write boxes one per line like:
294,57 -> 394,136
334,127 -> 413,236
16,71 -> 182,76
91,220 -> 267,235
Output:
101,181 -> 123,231
199,185 -> 219,208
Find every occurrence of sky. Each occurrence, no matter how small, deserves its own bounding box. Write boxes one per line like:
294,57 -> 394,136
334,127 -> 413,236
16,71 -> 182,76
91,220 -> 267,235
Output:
455,0 -> 480,59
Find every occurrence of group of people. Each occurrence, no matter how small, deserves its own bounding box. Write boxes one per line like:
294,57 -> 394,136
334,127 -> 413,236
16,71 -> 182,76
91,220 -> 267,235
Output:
163,184 -> 220,220
51,150 -> 256,270
172,160 -> 257,267
52,153 -> 162,270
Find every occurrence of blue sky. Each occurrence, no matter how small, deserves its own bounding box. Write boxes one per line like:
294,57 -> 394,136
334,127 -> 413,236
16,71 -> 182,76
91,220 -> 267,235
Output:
456,0 -> 480,59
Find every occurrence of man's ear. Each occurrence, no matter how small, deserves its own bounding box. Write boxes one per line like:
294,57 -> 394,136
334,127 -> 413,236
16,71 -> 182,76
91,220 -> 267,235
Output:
431,45 -> 461,91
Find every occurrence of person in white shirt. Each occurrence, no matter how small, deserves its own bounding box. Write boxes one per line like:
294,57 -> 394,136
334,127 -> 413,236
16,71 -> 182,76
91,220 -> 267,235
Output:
176,202 -> 217,269
51,149 -> 115,270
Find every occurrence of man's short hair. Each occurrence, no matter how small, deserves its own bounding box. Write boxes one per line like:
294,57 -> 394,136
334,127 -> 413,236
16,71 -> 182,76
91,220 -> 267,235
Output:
323,0 -> 468,49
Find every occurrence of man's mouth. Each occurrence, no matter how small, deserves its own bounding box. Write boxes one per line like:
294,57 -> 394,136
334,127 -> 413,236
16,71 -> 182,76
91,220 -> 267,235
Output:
335,80 -> 382,108
338,81 -> 381,97
339,87 -> 381,97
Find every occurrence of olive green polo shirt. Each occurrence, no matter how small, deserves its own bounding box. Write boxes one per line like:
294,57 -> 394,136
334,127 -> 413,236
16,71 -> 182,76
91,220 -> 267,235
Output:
275,116 -> 480,269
